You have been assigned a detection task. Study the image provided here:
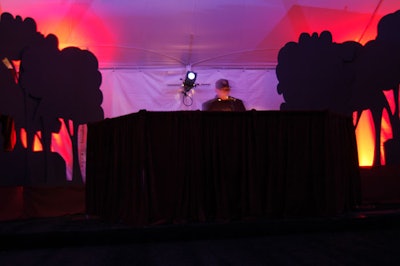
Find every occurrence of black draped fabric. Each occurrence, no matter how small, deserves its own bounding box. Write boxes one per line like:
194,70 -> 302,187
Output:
86,110 -> 361,226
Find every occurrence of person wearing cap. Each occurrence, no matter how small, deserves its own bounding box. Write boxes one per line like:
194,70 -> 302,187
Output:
202,79 -> 246,111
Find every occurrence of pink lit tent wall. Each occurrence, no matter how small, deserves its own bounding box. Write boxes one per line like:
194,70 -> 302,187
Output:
0,0 -> 399,184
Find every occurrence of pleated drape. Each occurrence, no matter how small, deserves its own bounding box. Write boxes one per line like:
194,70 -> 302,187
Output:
86,110 -> 361,226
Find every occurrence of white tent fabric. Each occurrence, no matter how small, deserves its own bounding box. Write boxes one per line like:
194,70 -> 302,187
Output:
100,68 -> 282,117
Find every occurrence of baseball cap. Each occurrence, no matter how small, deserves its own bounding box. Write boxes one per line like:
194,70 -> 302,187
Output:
215,79 -> 230,89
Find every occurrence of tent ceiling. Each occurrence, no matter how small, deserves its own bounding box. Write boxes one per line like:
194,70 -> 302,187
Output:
1,0 -> 398,69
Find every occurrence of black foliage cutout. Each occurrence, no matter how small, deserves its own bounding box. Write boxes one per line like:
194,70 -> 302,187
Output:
0,12 -> 104,185
277,10 -> 400,166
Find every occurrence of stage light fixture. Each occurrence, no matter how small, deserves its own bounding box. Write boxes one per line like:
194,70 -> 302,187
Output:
182,71 -> 197,92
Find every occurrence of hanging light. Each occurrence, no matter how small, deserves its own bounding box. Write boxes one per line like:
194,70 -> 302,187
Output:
182,71 -> 197,93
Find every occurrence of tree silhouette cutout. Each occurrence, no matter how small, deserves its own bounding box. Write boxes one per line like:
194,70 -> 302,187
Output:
370,10 -> 400,164
276,31 -> 361,116
277,10 -> 400,166
0,12 -> 104,185
56,47 -> 103,183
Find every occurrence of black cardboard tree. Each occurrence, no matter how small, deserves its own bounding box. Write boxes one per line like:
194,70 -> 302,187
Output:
373,10 -> 400,165
277,10 -> 400,166
0,12 -> 104,186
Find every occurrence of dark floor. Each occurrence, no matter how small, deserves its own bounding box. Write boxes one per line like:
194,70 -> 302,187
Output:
1,204 -> 400,265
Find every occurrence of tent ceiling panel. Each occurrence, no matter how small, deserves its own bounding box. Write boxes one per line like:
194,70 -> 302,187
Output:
0,0 -> 398,68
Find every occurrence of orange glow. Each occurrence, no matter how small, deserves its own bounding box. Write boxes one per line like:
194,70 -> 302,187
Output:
380,108 -> 392,165
50,18 -> 91,50
15,120 -> 72,180
355,90 -> 397,166
355,110 -> 375,166
20,128 -> 43,151
34,4 -> 116,61
20,128 -> 26,148
51,119 -> 73,180
293,6 -> 382,45
68,119 -> 74,137
2,3 -> 116,64
381,90 -> 396,165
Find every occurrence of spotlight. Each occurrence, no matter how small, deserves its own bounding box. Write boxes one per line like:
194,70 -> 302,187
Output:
182,71 -> 197,92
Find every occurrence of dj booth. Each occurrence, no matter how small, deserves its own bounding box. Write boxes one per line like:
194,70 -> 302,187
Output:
86,110 -> 361,226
